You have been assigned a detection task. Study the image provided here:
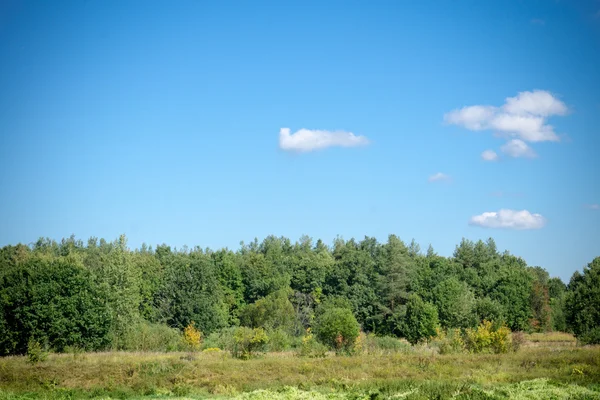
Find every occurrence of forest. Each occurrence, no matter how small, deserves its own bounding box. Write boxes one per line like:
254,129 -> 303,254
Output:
1,233 -> 599,357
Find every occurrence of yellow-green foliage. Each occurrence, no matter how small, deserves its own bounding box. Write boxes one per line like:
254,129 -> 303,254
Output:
202,347 -> 221,353
433,327 -> 465,354
491,325 -> 511,354
183,321 -> 202,351
464,320 -> 512,354
353,331 -> 366,354
297,328 -> 327,358
232,327 -> 269,359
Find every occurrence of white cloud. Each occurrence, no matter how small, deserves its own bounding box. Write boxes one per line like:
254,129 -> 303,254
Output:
444,90 -> 566,143
469,209 -> 546,230
585,204 -> 599,210
444,106 -> 496,130
501,139 -> 537,158
530,18 -> 545,25
503,90 -> 568,117
279,128 -> 369,152
481,150 -> 499,161
428,172 -> 451,183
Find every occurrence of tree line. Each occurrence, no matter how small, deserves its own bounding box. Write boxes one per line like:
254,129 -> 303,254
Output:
0,234 -> 598,355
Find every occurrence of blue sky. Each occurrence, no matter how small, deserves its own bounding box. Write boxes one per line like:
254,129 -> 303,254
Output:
1,0 -> 599,281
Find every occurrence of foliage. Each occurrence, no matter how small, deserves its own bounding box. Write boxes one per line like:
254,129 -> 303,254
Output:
240,288 -> 297,333
565,257 -> 600,344
0,254 -> 111,355
432,328 -> 465,354
402,294 -> 439,345
313,304 -> 360,353
296,328 -> 328,358
464,320 -> 512,354
267,328 -> 296,352
26,340 -> 48,364
155,251 -> 228,335
183,321 -> 203,351
0,233 -> 592,356
202,327 -> 237,351
363,334 -> 412,355
119,321 -> 183,352
432,277 -> 477,329
231,327 -> 269,359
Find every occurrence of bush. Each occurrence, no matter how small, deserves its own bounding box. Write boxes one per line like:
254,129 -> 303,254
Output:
120,321 -> 183,352
231,327 -> 269,359
578,327 -> 600,345
183,322 -> 203,351
464,320 -> 512,354
202,327 -> 236,351
364,334 -> 412,355
313,306 -> 360,354
432,328 -> 465,355
490,325 -> 511,353
296,328 -> 328,358
267,328 -> 295,352
26,340 -> 48,364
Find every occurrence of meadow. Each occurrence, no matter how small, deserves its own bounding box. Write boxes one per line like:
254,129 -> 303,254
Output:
0,333 -> 598,400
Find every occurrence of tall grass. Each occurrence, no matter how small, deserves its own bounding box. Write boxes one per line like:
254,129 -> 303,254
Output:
0,343 -> 598,399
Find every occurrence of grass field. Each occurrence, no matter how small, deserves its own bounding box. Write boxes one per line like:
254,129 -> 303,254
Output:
0,334 -> 599,399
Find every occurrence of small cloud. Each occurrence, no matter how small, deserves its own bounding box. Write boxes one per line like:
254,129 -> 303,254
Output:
585,204 -> 600,210
279,128 -> 369,152
444,90 -> 567,143
594,10 -> 600,19
428,172 -> 451,183
481,150 -> 499,161
531,18 -> 545,25
469,209 -> 546,230
501,139 -> 537,158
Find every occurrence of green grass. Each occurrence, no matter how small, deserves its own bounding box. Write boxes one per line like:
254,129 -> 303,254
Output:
0,336 -> 598,399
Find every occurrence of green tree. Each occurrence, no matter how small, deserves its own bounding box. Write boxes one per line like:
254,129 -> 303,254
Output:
565,258 -> 600,343
548,277 -> 567,332
212,249 -> 245,325
313,301 -> 360,352
0,254 -> 111,355
432,277 -> 477,329
401,294 -> 439,345
375,235 -> 414,335
490,255 -> 533,331
156,251 -> 227,334
240,288 -> 297,333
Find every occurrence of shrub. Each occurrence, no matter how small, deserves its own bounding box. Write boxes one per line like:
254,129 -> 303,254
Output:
296,328 -> 328,358
203,327 -> 236,351
579,327 -> 600,345
203,347 -> 221,353
267,328 -> 295,352
433,328 -> 465,355
231,327 -> 269,359
490,325 -> 511,353
120,321 -> 183,352
183,322 -> 202,351
363,334 -> 411,355
313,306 -> 360,354
26,340 -> 48,364
464,320 -> 512,354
